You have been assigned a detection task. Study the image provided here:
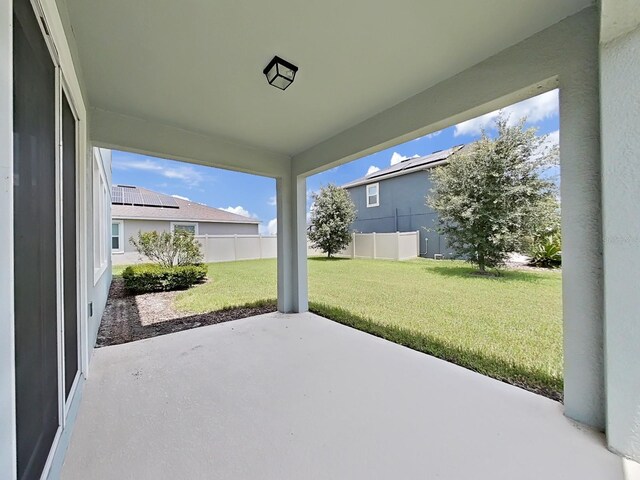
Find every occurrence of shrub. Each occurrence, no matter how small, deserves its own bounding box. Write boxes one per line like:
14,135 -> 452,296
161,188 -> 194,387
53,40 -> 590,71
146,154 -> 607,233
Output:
122,263 -> 208,293
529,235 -> 562,268
130,230 -> 203,267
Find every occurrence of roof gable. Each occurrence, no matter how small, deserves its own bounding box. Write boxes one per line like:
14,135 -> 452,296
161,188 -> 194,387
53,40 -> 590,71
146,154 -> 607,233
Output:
342,145 -> 465,189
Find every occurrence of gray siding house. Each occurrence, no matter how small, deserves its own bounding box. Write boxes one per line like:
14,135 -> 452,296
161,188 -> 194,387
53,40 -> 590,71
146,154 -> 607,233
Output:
343,146 -> 464,258
112,185 -> 260,264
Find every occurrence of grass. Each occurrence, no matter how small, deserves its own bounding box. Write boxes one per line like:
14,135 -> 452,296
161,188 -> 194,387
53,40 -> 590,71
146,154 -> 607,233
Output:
174,260 -> 278,312
112,264 -> 127,278
114,257 -> 563,398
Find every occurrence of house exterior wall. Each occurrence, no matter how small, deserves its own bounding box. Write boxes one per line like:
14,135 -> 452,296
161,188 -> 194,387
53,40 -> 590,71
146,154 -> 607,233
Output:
112,218 -> 260,264
198,222 -> 258,236
346,170 -> 454,258
90,148 -> 112,347
119,219 -> 170,253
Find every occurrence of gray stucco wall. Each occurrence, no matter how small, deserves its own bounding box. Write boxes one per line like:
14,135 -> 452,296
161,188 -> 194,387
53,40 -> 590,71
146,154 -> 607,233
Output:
346,170 -> 454,258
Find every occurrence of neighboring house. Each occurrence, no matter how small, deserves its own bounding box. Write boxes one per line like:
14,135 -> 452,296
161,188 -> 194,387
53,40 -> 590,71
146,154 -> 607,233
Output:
111,185 -> 260,264
343,146 -> 464,258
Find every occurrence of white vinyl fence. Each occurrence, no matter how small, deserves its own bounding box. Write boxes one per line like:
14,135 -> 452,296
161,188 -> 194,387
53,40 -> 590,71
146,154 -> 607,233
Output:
307,231 -> 420,260
198,234 -> 277,262
113,231 -> 420,265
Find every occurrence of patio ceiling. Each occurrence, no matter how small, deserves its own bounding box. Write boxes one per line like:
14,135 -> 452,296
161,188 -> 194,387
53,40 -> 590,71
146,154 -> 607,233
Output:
62,0 -> 590,159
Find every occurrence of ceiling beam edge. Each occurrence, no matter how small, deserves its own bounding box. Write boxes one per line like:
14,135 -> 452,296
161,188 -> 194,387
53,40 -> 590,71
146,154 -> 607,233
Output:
90,108 -> 291,178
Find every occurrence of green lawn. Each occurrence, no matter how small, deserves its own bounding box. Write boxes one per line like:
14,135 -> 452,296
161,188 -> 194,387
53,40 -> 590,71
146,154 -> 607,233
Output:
112,264 -> 127,278
117,258 -> 563,398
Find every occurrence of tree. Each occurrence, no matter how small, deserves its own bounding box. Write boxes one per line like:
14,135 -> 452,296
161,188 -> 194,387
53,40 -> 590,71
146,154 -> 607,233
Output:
308,184 -> 357,258
130,229 -> 203,267
427,115 -> 558,272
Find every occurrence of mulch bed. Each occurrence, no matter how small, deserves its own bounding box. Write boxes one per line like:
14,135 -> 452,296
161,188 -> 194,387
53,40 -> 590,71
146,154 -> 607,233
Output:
96,278 -> 276,347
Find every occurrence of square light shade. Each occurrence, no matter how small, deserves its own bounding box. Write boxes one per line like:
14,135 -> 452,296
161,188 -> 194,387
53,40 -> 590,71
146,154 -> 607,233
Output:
263,56 -> 298,91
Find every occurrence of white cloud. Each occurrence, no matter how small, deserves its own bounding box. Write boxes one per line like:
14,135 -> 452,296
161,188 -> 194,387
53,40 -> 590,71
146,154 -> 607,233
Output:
366,165 -> 380,176
171,194 -> 190,201
415,130 -> 442,141
112,158 -> 205,187
389,152 -> 420,166
265,218 -> 277,235
454,89 -> 559,137
220,205 -> 258,219
545,129 -> 559,147
533,129 -> 560,163
267,195 -> 277,206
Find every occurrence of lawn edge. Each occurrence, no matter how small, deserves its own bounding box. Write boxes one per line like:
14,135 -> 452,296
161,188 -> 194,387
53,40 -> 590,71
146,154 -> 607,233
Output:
309,301 -> 563,402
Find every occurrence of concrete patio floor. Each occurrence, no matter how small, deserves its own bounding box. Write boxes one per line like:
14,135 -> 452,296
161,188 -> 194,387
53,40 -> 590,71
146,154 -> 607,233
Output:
61,312 -> 627,479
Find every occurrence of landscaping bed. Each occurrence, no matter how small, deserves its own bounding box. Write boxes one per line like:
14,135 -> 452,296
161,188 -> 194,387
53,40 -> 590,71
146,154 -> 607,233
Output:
96,277 -> 276,347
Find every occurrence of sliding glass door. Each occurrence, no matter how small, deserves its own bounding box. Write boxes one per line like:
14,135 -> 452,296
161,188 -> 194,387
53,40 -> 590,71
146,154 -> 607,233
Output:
13,0 -> 58,477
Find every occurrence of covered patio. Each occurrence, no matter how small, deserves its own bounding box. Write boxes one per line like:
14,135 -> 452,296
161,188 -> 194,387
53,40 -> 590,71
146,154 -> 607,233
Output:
3,0 -> 640,478
61,313 -> 625,480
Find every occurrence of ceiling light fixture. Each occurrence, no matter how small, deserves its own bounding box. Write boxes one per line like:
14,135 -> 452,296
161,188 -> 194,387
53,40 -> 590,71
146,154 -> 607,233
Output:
263,56 -> 298,91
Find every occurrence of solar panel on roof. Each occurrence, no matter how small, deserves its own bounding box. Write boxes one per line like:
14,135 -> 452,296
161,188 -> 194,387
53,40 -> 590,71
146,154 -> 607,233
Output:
159,196 -> 179,208
365,146 -> 463,180
111,185 -> 179,208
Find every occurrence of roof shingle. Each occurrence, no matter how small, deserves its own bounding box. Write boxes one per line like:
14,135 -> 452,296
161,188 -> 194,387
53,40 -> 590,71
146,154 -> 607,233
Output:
111,186 -> 260,224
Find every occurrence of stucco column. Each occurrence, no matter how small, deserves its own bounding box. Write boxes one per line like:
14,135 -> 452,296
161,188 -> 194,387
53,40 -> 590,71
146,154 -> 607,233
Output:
276,173 -> 308,313
558,24 -> 604,430
600,0 -> 640,461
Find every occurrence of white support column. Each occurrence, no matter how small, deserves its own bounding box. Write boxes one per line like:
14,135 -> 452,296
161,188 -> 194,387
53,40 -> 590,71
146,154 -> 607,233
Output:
558,31 -> 604,429
0,0 -> 16,477
600,1 -> 640,461
276,172 -> 308,313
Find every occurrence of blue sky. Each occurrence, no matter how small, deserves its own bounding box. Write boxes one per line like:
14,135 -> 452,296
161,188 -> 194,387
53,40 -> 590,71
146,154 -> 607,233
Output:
112,90 -> 559,235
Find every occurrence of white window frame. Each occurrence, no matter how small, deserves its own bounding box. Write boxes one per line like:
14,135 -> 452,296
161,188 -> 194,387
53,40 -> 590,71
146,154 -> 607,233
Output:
111,220 -> 124,254
366,183 -> 380,208
171,222 -> 199,235
93,148 -> 109,284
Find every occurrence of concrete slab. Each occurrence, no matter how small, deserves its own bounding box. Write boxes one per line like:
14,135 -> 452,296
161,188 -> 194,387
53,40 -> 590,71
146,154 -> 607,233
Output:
61,312 -> 625,480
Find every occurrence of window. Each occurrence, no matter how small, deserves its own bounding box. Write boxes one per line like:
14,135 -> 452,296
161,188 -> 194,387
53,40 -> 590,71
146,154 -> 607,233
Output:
93,149 -> 109,282
111,221 -> 123,253
171,222 -> 198,235
366,183 -> 379,207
